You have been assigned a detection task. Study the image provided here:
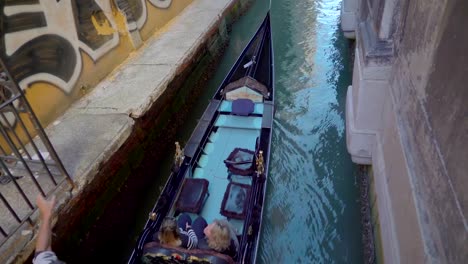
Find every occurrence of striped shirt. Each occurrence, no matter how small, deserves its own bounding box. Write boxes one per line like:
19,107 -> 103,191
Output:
33,251 -> 64,264
179,227 -> 198,249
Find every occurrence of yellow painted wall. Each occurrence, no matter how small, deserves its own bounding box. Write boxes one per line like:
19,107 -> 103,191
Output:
0,0 -> 193,151
140,0 -> 193,41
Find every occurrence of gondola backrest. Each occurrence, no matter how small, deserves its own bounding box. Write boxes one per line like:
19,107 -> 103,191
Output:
142,242 -> 235,264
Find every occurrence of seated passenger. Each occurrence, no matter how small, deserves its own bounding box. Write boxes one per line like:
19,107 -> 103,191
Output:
191,217 -> 239,257
157,214 -> 198,249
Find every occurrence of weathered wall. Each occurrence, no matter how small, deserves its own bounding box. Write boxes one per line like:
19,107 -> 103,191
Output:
389,0 -> 468,262
0,0 -> 192,128
344,0 -> 468,262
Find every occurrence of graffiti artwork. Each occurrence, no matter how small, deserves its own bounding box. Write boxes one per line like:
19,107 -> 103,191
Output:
0,0 -> 174,93
0,0 -> 181,129
149,0 -> 173,9
0,0 -> 120,93
116,0 -> 172,31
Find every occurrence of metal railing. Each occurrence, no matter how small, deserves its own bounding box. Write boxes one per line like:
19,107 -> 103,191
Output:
0,59 -> 74,247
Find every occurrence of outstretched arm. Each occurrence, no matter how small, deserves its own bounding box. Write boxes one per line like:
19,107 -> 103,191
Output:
35,194 -> 56,252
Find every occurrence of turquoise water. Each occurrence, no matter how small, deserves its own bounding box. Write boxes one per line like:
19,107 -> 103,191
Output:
258,0 -> 363,263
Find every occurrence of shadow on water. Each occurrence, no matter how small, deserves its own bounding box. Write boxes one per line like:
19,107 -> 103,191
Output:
258,0 -> 363,263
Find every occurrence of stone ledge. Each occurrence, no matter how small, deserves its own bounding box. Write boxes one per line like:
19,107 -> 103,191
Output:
346,44 -> 390,165
341,1 -> 356,39
46,114 -> 135,190
346,85 -> 374,165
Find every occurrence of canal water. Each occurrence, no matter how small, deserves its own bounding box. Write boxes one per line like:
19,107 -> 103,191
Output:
259,0 -> 363,263
175,0 -> 363,263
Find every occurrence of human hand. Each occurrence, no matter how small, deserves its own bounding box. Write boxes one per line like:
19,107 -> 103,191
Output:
36,194 -> 56,221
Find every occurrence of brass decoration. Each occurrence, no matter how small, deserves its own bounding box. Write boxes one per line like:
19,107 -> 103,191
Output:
187,256 -> 210,262
248,225 -> 253,236
149,212 -> 157,221
256,150 -> 264,175
174,142 -> 184,167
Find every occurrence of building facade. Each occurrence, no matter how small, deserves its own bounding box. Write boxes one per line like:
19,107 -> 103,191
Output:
342,0 -> 467,262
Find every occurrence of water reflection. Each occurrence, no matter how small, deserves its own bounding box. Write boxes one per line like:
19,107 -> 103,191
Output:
258,0 -> 362,263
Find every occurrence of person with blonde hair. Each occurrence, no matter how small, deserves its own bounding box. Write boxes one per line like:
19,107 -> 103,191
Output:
191,217 -> 239,257
157,214 -> 198,249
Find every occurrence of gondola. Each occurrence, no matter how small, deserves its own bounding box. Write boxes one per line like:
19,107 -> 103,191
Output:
128,12 -> 274,264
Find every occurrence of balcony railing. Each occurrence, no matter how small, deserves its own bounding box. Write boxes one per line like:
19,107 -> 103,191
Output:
0,59 -> 74,247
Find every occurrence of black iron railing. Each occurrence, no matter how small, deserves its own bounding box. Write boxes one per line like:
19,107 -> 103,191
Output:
0,59 -> 74,247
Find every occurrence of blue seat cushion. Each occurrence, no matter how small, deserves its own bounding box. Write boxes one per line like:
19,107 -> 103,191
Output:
232,99 -> 254,116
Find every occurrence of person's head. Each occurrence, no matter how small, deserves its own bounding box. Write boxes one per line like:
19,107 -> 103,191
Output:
158,217 -> 181,246
203,219 -> 231,252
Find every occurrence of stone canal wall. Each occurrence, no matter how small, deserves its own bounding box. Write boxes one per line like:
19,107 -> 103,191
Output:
342,0 -> 468,263
0,0 -> 254,262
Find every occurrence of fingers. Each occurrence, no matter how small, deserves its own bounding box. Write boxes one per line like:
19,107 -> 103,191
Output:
49,195 -> 56,207
36,194 -> 56,204
36,194 -> 57,212
36,194 -> 45,205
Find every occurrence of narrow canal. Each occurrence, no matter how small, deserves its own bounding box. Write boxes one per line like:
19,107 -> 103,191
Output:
68,0 -> 363,263
259,0 -> 363,263
166,0 -> 363,262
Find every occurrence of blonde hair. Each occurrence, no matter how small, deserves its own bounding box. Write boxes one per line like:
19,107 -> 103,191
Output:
158,217 -> 181,247
207,220 -> 232,252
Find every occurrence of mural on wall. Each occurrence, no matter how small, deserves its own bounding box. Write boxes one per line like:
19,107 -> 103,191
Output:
0,0 -> 180,132
116,0 -> 172,31
0,0 -> 120,94
0,0 -> 174,93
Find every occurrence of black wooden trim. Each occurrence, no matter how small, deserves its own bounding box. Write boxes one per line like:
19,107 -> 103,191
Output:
184,100 -> 220,157
261,101 -> 274,129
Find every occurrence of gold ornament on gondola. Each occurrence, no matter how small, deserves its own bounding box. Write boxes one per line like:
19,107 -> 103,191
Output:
149,212 -> 157,221
174,142 -> 184,167
256,150 -> 264,175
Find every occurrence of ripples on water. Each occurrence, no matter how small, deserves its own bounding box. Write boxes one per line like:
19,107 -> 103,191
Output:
257,0 -> 363,263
